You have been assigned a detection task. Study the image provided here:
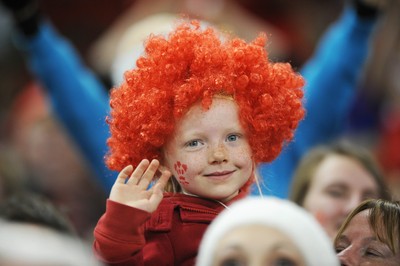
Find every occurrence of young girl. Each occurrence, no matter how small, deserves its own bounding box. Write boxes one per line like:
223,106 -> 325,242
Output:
93,20 -> 304,265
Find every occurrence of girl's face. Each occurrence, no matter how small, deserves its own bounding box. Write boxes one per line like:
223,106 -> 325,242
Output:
335,210 -> 400,265
163,98 -> 253,202
303,155 -> 379,239
213,225 -> 306,266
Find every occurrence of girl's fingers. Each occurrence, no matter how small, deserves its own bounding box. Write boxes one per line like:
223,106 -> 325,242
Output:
127,159 -> 150,185
149,170 -> 171,208
115,165 -> 133,184
157,170 -> 172,189
136,159 -> 160,189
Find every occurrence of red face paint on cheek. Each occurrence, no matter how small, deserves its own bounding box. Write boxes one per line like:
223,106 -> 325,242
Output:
174,161 -> 190,185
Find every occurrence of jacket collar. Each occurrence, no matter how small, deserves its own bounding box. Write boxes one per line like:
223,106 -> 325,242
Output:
146,191 -> 248,231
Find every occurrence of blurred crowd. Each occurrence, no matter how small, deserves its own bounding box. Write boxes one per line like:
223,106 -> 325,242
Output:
0,0 -> 399,265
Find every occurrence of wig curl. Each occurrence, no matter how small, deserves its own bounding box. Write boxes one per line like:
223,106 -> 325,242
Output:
106,20 -> 305,175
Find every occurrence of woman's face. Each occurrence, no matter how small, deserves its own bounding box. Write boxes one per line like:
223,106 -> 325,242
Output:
302,154 -> 379,239
213,224 -> 306,266
335,210 -> 400,265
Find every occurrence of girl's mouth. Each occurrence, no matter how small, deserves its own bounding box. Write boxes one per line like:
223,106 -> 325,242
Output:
204,170 -> 235,180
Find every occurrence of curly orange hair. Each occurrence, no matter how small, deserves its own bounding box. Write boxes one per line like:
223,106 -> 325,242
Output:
106,20 -> 305,177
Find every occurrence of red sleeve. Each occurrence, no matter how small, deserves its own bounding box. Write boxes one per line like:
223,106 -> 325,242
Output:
93,199 -> 151,265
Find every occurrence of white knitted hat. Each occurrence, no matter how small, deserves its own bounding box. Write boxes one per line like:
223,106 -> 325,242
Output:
196,197 -> 339,266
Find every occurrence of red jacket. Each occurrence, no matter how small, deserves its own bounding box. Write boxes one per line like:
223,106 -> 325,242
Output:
93,192 -> 246,265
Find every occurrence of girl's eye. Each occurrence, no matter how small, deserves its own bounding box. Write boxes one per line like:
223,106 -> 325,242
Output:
226,134 -> 239,142
187,140 -> 200,147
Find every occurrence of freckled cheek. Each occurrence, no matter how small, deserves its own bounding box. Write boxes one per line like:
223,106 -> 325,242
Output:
233,146 -> 253,166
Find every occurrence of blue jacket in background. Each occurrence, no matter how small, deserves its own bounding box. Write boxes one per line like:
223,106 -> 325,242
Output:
258,6 -> 377,197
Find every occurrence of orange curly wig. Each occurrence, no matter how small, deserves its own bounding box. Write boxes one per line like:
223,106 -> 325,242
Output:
106,20 -> 305,177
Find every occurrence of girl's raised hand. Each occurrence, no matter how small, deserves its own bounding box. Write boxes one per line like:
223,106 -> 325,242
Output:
109,159 -> 171,213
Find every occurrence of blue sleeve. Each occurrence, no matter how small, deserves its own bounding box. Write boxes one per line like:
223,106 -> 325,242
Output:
15,21 -> 116,192
255,6 -> 377,198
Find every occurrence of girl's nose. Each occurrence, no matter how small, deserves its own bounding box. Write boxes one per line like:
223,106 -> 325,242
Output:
208,144 -> 228,164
